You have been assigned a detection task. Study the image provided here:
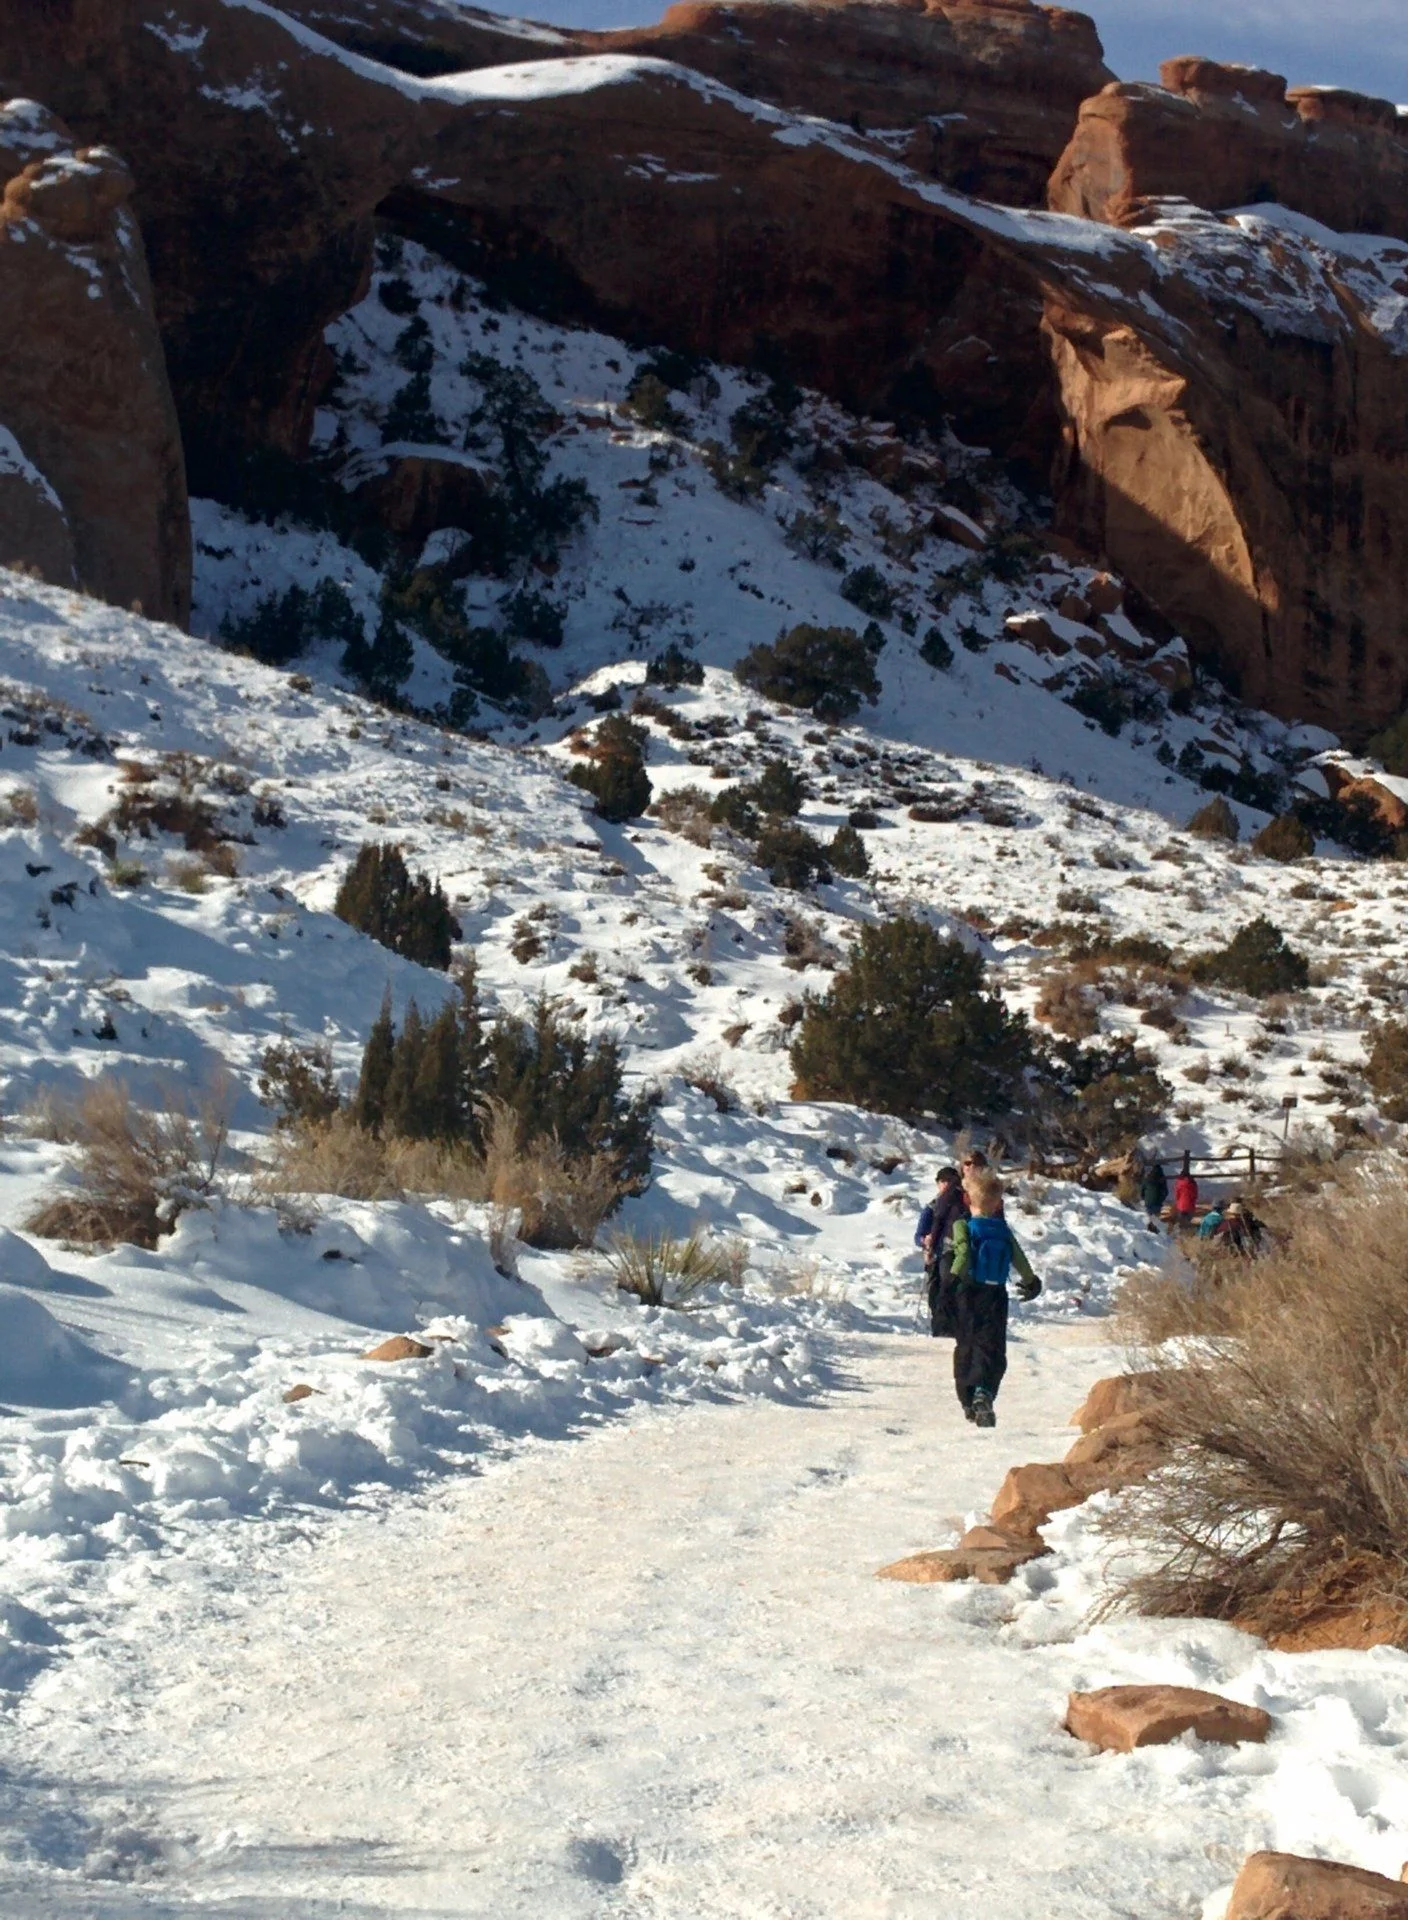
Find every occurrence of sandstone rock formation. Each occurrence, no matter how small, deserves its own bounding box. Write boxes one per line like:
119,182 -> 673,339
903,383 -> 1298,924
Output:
0,100 -> 188,622
1050,60 -> 1408,241
0,0 -> 436,482
1224,1851 -> 1408,1920
587,0 -> 1113,206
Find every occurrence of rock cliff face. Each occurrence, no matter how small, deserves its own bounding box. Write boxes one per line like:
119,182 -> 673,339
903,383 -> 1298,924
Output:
1049,58 -> 1408,241
1039,203 -> 1408,738
587,0 -> 1113,205
385,58 -> 1056,454
0,100 -> 188,623
0,0 -> 435,484
277,0 -> 1113,207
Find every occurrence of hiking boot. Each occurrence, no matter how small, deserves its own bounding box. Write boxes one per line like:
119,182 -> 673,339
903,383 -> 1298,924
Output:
962,1401 -> 976,1422
971,1390 -> 996,1429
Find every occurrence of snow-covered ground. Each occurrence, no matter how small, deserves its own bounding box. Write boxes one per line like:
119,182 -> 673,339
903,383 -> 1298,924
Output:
2,231 -> 1407,1909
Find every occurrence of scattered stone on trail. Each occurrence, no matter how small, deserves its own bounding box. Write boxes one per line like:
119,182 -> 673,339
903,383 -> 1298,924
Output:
1064,1408 -> 1160,1467
877,1527 -> 1048,1586
583,1335 -> 627,1358
990,1460 -> 1092,1537
1071,1371 -> 1165,1433
1223,1850 -> 1408,1918
361,1335 -> 434,1362
1065,1685 -> 1272,1753
282,1383 -> 318,1403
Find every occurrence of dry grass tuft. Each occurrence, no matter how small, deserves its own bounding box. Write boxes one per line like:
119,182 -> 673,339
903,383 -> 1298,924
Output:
1109,1167 -> 1408,1640
27,1076 -> 232,1248
257,1100 -> 625,1250
603,1225 -> 747,1309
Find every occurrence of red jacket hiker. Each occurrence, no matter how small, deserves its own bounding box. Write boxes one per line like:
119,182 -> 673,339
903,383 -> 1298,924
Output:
1173,1173 -> 1198,1219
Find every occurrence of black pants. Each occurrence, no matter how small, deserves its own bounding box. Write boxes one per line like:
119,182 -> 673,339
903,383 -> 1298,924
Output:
953,1282 -> 1008,1408
926,1256 -> 958,1338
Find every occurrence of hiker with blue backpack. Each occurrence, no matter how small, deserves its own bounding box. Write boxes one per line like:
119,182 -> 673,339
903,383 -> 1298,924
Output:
949,1170 -> 1041,1429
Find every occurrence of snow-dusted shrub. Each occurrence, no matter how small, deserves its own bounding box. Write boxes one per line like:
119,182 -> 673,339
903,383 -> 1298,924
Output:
839,563 -> 895,620
27,1077 -> 231,1249
258,1039 -> 341,1130
755,821 -> 830,890
734,624 -> 879,724
604,1227 -> 746,1309
1192,916 -> 1310,997
500,586 -> 564,648
919,625 -> 954,672
333,842 -> 460,970
1112,1169 -> 1408,1640
649,785 -> 713,847
1365,708 -> 1408,776
1364,1020 -> 1408,1121
827,823 -> 868,878
478,1102 -> 626,1250
790,915 -> 1031,1124
1251,812 -> 1315,862
749,758 -> 807,818
1025,1033 -> 1171,1162
622,371 -> 684,433
1034,961 -> 1103,1039
567,715 -> 652,823
645,642 -> 704,690
679,1049 -> 738,1113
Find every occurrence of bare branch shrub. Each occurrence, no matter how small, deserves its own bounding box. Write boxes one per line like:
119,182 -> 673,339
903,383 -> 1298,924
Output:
27,1075 -> 232,1248
1109,1169 -> 1408,1640
649,784 -> 714,847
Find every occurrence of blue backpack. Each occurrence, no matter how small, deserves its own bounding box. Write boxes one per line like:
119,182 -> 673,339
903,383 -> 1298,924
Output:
968,1216 -> 1013,1287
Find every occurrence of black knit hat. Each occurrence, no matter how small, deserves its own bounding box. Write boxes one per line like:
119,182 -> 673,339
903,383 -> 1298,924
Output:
936,1165 -> 960,1184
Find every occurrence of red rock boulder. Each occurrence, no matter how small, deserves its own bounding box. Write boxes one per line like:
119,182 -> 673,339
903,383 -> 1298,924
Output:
1224,1851 -> 1408,1919
0,100 -> 188,622
1066,1685 -> 1272,1752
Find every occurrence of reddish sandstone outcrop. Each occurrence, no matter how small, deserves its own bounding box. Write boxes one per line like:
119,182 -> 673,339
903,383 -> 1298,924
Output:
0,100 -> 188,621
1049,59 -> 1408,241
589,0 -> 1113,206
1065,1685 -> 1271,1752
0,0 -> 437,481
1224,1852 -> 1408,1920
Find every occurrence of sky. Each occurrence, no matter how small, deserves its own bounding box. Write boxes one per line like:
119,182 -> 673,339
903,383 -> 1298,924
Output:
480,0 -> 1408,105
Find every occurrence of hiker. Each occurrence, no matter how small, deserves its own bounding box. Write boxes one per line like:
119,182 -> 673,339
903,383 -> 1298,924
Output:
1173,1153 -> 1199,1233
1140,1157 -> 1169,1231
1219,1198 -> 1268,1258
1197,1201 -> 1225,1240
949,1171 -> 1041,1429
915,1166 -> 967,1337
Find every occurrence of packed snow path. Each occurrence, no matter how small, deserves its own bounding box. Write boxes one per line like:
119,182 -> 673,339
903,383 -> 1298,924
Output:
10,1321 -> 1397,1920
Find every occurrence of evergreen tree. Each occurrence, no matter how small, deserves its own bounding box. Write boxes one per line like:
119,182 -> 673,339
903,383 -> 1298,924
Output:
333,842 -> 459,970
790,914 -> 1032,1123
383,1000 -> 425,1138
827,823 -> 869,878
354,991 -> 396,1132
413,1000 -> 467,1140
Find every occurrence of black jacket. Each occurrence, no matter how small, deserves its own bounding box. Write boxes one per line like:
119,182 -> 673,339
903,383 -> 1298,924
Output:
915,1185 -> 968,1259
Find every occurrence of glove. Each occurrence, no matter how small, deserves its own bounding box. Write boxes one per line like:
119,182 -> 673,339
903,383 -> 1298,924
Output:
1015,1275 -> 1042,1302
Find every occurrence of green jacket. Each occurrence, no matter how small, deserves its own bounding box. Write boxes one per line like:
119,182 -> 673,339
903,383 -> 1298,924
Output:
950,1217 -> 1037,1287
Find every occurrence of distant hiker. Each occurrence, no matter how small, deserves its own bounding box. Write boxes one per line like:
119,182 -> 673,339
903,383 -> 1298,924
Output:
1140,1159 -> 1169,1231
1197,1202 -> 1225,1241
915,1166 -> 967,1337
1173,1153 -> 1199,1233
1219,1198 -> 1269,1258
949,1172 -> 1041,1429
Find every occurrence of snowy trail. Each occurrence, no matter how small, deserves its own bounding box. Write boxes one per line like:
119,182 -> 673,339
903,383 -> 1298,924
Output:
2,1322 -> 1298,1919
